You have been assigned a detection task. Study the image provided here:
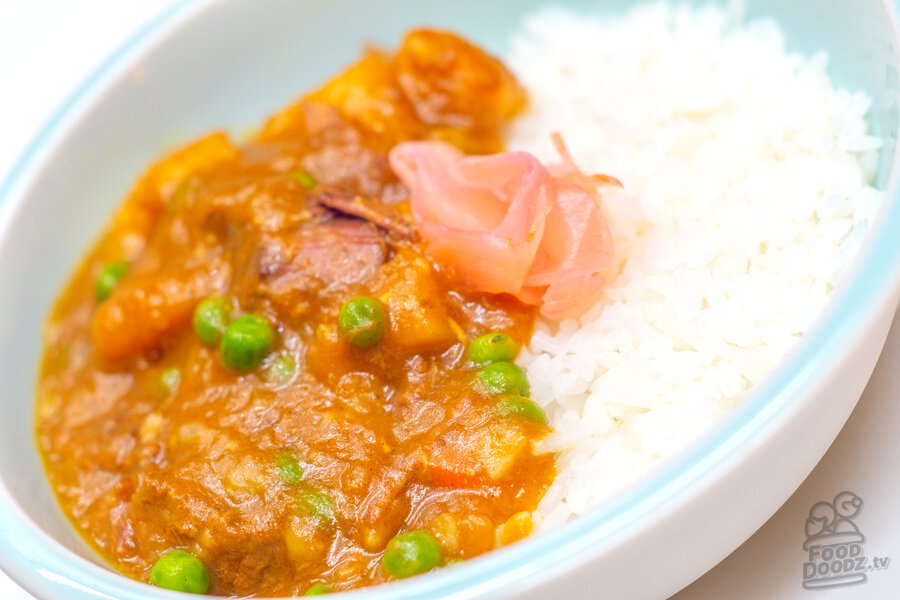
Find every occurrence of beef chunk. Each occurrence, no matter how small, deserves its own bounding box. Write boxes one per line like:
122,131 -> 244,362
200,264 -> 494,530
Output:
261,217 -> 386,305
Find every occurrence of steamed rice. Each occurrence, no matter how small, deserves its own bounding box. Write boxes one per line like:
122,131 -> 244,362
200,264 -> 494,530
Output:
505,3 -> 884,529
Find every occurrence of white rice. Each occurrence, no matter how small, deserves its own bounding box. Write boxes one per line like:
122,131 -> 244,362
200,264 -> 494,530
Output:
504,2 -> 884,530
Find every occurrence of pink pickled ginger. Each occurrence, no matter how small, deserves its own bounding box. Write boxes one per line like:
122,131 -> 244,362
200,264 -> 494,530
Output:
389,137 -> 618,319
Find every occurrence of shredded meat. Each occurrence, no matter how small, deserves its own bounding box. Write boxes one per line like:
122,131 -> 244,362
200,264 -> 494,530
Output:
316,190 -> 415,240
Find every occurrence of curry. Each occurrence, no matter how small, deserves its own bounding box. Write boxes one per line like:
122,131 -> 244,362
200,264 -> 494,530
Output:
37,30 -> 555,596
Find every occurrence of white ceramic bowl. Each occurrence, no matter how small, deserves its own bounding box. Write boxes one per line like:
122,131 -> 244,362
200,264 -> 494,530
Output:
2,1 -> 900,598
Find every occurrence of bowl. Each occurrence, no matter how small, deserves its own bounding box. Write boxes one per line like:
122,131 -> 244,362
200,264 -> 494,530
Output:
1,0 -> 899,598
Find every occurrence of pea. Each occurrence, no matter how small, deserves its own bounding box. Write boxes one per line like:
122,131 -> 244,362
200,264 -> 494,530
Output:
193,297 -> 232,346
297,490 -> 335,524
496,395 -> 548,426
277,452 -> 304,485
220,314 -> 275,371
158,367 -> 181,396
148,550 -> 210,594
468,332 -> 517,364
304,583 -> 331,595
338,297 -> 386,348
94,261 -> 129,301
476,361 -> 530,397
382,530 -> 443,579
291,170 -> 317,190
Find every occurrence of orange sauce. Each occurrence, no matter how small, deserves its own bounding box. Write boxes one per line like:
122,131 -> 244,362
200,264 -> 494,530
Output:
37,29 -> 553,596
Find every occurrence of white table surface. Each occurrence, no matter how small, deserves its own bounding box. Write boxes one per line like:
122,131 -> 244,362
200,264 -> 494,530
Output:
1,2 -> 898,598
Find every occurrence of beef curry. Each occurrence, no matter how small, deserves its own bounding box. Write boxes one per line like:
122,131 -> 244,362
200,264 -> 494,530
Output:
37,30 -> 554,596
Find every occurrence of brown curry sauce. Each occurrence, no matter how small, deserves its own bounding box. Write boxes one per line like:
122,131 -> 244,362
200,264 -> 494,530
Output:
37,30 -> 554,596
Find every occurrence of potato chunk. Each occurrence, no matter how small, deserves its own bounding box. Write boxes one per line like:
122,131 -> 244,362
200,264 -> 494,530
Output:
380,253 -> 456,351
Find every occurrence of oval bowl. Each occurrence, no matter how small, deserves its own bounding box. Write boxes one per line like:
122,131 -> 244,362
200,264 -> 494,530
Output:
2,0 -> 900,598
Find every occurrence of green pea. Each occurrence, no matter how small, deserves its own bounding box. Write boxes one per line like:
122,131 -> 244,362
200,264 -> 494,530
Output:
304,583 -> 331,595
338,296 -> 386,348
277,452 -> 304,485
94,261 -> 129,301
265,352 -> 296,386
297,490 -> 335,524
382,530 -> 443,579
476,361 -> 530,396
496,395 -> 548,426
193,297 -> 232,346
148,550 -> 210,594
220,314 -> 275,371
291,170 -> 317,190
468,332 -> 517,364
158,367 -> 181,396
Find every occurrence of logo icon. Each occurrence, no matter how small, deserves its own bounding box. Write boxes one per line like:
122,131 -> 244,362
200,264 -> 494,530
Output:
802,491 -> 869,590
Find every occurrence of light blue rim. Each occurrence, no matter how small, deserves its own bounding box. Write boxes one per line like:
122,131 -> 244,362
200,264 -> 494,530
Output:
2,1 -> 900,599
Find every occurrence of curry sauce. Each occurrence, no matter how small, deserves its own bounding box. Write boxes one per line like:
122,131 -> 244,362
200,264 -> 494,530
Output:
37,30 -> 554,596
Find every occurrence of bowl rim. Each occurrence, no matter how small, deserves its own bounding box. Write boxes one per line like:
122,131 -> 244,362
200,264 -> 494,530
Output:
2,0 -> 900,598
